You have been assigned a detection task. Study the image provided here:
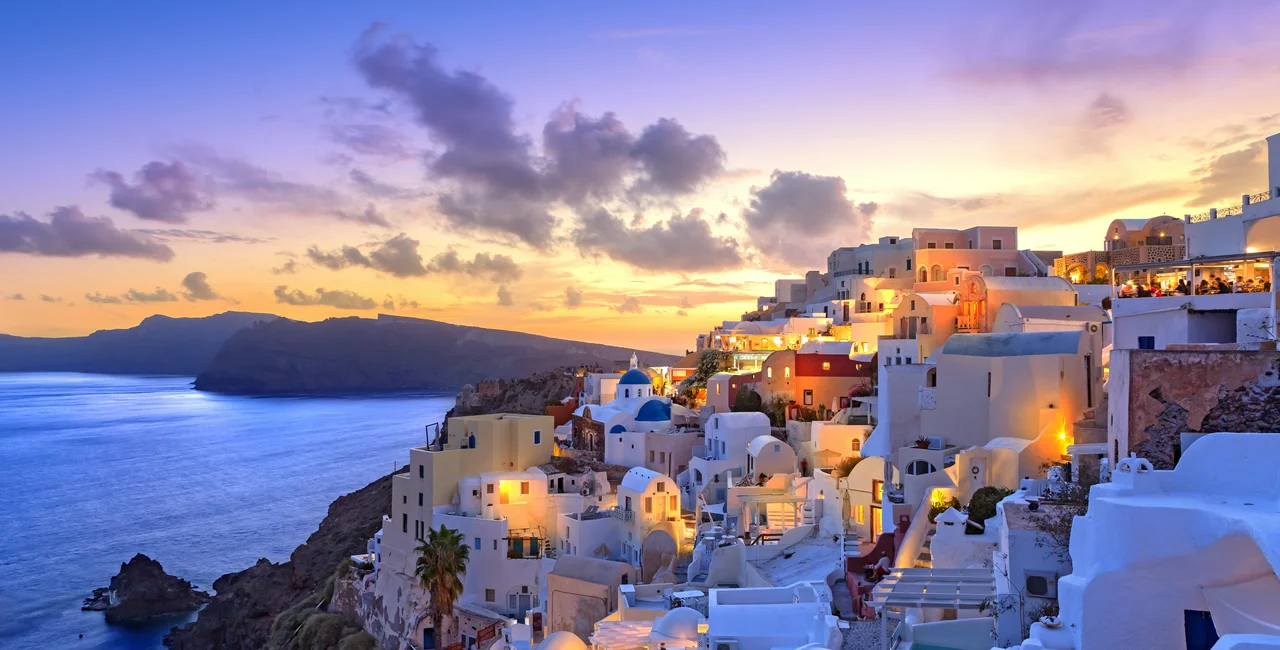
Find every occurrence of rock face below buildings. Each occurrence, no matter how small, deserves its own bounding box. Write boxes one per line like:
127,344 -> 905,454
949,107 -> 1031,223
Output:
86,554 -> 211,624
163,468 -> 398,650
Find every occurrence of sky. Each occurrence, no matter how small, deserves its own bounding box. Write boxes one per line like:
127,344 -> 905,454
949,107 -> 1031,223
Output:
3,1 -> 1280,353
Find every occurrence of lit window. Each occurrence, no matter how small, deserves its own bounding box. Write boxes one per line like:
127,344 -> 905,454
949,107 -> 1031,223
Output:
872,479 -> 883,504
784,366 -> 791,378
716,383 -> 721,395
855,505 -> 866,524
822,361 -> 830,371
645,497 -> 653,513
767,367 -> 773,378
520,481 -> 529,495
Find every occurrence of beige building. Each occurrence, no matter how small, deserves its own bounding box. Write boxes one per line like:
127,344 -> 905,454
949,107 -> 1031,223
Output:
545,556 -> 637,642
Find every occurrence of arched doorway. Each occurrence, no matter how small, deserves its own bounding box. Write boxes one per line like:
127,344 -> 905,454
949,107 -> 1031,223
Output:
931,265 -> 944,281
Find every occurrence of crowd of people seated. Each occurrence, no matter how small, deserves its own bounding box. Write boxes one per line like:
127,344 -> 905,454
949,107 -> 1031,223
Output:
1117,274 -> 1272,298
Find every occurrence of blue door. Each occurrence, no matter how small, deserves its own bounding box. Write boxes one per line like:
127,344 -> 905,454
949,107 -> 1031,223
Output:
1184,610 -> 1218,650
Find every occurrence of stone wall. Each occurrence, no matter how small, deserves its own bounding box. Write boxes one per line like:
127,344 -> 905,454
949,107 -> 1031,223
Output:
1121,349 -> 1280,469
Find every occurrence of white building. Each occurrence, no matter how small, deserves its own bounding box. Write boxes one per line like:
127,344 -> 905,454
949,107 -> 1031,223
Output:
705,582 -> 842,650
1009,433 -> 1280,650
745,434 -> 797,480
614,468 -> 684,581
686,412 -> 771,508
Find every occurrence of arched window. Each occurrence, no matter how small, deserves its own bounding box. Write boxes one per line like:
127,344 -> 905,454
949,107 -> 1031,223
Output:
926,367 -> 937,388
784,366 -> 791,378
851,439 -> 861,452
906,460 -> 937,476
931,265 -> 944,282
860,292 -> 867,302
767,367 -> 773,378
980,265 -> 993,277
920,269 -> 928,282
624,388 -> 630,398
468,434 -> 476,449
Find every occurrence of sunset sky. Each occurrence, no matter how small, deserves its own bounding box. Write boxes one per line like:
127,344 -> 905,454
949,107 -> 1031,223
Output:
3,1 -> 1279,353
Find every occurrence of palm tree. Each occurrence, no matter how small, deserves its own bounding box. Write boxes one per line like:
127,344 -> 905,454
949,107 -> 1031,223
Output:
414,524 -> 471,650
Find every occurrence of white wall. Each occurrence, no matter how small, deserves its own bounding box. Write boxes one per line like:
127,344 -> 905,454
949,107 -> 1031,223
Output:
605,431 -> 648,467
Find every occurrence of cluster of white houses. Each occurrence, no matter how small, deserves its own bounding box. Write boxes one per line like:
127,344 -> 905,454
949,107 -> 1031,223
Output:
333,132 -> 1280,650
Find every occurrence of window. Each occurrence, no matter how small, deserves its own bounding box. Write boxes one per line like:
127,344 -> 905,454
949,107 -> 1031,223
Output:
905,358 -> 912,364
418,465 -> 424,479
855,504 -> 866,524
716,383 -> 721,395
944,242 -> 954,249
803,389 -> 813,406
888,267 -> 896,278
774,444 -> 781,452
625,496 -> 632,511
852,439 -> 861,452
889,238 -> 897,244
402,513 -> 408,533
485,589 -> 496,602
468,434 -> 476,449
624,388 -> 630,398
657,481 -> 665,492
927,242 -> 937,249
987,372 -> 992,396
403,495 -> 407,504
649,450 -> 655,462
645,497 -> 653,513
910,300 -> 916,310
418,493 -> 423,507
474,537 -> 481,550
493,539 -> 498,550
534,429 -> 542,444
767,367 -> 773,378
992,239 -> 1003,250
1138,336 -> 1155,350
822,361 -> 830,371
872,479 -> 883,504
520,481 -> 529,495
670,495 -> 677,509
906,460 -> 937,475
659,451 -> 666,463
906,258 -> 912,270
784,366 -> 791,378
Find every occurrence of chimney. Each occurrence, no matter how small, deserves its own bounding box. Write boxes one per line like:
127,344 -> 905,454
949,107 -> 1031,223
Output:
1268,133 -> 1280,198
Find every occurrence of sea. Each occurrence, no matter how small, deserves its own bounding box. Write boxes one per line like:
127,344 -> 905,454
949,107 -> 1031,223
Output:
0,373 -> 453,650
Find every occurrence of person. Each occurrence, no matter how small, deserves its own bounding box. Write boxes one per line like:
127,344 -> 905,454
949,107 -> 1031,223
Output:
1266,281 -> 1272,292
1199,279 -> 1211,294
1137,283 -> 1151,298
1176,279 -> 1189,295
1217,278 -> 1233,294
1244,279 -> 1256,292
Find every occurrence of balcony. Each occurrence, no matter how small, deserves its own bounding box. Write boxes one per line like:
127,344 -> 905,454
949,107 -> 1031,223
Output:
605,507 -> 635,523
1190,190 -> 1273,223
955,316 -> 980,332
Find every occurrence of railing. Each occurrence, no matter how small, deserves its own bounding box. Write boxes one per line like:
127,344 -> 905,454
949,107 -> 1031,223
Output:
1190,190 -> 1273,223
606,507 -> 635,523
955,316 -> 979,332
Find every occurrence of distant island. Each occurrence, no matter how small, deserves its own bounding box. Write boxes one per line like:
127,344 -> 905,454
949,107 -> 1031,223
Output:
0,311 -> 677,395
0,311 -> 276,376
194,314 -> 678,395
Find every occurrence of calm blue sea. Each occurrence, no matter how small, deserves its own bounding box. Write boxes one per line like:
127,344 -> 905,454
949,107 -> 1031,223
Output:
0,373 -> 452,650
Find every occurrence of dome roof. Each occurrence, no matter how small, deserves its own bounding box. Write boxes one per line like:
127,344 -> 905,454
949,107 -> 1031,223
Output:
538,631 -> 588,650
634,399 -> 671,422
618,369 -> 651,386
651,607 -> 703,641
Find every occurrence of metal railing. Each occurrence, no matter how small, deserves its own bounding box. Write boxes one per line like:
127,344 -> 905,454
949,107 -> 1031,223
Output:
1190,190 -> 1272,223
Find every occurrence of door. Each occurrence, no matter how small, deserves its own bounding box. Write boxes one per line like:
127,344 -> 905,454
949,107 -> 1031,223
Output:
1184,610 -> 1219,650
871,505 -> 882,539
557,477 -> 564,493
908,318 -> 918,339
969,458 -> 987,499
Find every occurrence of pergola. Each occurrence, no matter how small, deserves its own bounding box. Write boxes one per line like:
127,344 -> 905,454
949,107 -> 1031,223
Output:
870,568 -> 996,650
1110,251 -> 1279,298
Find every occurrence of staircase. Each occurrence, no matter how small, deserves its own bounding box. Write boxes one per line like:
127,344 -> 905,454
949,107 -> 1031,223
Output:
542,537 -> 555,558
915,522 -> 937,569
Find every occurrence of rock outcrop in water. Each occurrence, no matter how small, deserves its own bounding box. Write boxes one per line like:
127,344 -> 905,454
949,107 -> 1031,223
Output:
194,314 -> 677,395
84,554 -> 211,624
164,468 -> 399,650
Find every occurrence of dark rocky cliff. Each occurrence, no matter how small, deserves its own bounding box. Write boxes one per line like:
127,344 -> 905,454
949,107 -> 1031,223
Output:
0,311 -> 275,375
194,314 -> 677,395
164,468 -> 399,650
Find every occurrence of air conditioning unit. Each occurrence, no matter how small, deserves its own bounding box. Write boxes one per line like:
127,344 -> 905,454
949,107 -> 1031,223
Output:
926,436 -> 945,450
716,642 -> 738,650
1025,571 -> 1058,598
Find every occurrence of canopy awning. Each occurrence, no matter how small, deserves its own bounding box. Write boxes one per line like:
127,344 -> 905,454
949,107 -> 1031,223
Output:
871,568 -> 996,610
1112,251 -> 1279,273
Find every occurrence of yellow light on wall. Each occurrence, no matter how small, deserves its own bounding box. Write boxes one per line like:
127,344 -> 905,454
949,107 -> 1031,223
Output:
773,336 -> 783,347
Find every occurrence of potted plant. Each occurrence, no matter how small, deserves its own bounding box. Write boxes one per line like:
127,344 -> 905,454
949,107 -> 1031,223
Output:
914,435 -> 930,449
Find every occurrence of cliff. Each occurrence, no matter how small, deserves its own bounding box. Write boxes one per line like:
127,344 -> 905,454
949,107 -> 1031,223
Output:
194,314 -> 677,395
0,311 -> 275,375
164,467 -> 400,650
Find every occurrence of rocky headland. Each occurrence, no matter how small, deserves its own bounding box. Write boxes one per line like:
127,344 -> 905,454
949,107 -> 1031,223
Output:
83,554 -> 211,624
163,468 -> 397,650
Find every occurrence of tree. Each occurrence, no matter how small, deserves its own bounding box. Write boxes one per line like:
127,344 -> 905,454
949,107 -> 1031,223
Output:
414,525 -> 471,650
680,349 -> 730,393
732,386 -> 763,412
1029,465 -> 1099,562
966,486 -> 1014,532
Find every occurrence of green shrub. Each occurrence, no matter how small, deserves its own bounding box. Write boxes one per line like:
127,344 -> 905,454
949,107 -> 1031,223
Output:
732,387 -> 762,412
966,486 -> 1015,531
830,456 -> 862,479
929,497 -> 961,523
